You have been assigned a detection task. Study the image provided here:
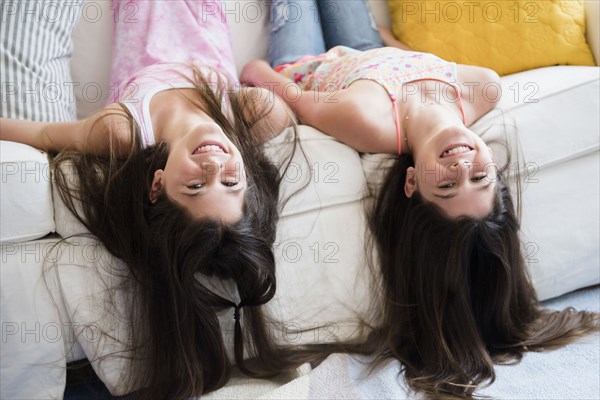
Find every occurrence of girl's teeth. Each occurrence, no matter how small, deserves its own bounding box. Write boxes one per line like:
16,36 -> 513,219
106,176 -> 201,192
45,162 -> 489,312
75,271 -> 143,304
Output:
444,145 -> 470,156
197,145 -> 224,153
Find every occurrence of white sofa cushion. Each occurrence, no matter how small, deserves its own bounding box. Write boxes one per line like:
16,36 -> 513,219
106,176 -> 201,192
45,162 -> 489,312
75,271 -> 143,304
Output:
264,127 -> 372,342
0,141 -> 55,243
521,152 -> 600,300
496,66 -> 600,299
1,0 -> 86,243
0,238 -> 71,400
495,65 -> 599,168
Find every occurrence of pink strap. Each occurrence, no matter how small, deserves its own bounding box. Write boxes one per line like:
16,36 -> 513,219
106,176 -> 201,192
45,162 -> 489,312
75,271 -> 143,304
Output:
391,96 -> 403,154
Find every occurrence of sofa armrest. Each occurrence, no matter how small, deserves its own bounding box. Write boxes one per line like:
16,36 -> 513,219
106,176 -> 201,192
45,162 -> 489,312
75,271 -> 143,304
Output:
586,0 -> 599,65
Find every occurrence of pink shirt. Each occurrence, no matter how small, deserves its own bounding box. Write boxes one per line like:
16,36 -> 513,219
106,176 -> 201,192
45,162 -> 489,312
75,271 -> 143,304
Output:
107,62 -> 229,147
106,0 -> 237,147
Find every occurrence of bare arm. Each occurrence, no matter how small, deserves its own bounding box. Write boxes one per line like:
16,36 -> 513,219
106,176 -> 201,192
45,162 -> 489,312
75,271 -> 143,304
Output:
0,104 -> 133,155
240,60 -> 397,153
240,60 -> 302,109
238,87 -> 296,142
378,26 -> 412,51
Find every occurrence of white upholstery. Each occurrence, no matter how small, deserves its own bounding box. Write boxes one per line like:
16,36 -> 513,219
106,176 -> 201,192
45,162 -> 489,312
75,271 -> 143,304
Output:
496,66 -> 599,168
487,65 -> 600,300
522,152 -> 600,300
0,141 -> 54,243
0,238 -> 77,399
264,127 -> 373,342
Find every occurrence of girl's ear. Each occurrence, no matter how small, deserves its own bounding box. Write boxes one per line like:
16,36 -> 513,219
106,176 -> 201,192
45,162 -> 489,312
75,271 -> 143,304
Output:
404,166 -> 417,198
149,169 -> 164,204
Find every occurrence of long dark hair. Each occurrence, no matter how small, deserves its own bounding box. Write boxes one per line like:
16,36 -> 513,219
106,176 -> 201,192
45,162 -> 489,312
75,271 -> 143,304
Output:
366,154 -> 599,399
51,68 -> 313,398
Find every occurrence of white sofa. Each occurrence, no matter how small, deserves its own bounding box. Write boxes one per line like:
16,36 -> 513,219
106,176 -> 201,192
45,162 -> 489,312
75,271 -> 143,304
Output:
1,1 -> 599,398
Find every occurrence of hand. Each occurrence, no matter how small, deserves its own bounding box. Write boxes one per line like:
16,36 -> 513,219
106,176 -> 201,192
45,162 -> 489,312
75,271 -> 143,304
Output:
240,59 -> 275,87
240,59 -> 296,103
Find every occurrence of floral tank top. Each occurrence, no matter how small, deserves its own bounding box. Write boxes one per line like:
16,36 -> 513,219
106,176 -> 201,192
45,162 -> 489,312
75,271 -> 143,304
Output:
275,46 -> 467,153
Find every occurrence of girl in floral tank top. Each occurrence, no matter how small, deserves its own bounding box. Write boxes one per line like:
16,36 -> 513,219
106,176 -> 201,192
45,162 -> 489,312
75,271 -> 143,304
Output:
274,45 -> 468,154
240,3 -> 596,400
242,1 -> 500,220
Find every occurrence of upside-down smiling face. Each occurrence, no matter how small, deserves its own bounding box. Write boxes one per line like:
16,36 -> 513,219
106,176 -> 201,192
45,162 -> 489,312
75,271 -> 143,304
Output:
404,125 -> 498,219
151,122 -> 248,224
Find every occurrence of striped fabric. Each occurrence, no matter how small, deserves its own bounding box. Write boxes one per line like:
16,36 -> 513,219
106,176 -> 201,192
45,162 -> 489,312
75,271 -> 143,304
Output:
1,0 -> 83,122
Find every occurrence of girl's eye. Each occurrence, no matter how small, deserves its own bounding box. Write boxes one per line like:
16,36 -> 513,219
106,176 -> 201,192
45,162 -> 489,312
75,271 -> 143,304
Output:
472,175 -> 488,182
222,182 -> 238,187
187,183 -> 204,190
438,182 -> 456,189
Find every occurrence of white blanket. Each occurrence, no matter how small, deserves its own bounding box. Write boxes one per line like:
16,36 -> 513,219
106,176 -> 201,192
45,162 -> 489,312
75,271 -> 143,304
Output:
207,286 -> 600,400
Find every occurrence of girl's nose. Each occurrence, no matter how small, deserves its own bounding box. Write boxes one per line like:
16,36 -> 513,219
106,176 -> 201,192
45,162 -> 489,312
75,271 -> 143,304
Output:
201,160 -> 221,175
449,160 -> 471,169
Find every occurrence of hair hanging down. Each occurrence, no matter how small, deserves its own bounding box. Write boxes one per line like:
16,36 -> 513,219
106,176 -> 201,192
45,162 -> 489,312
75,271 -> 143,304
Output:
51,67 -> 314,399
366,154 -> 599,399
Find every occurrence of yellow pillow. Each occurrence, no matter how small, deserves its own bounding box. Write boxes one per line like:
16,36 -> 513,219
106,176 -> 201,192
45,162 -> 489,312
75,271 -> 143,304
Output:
388,0 -> 596,75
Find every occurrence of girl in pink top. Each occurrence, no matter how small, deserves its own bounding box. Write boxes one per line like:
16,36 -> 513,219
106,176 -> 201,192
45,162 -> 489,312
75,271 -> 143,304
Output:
242,1 -> 599,399
2,1 -> 307,398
